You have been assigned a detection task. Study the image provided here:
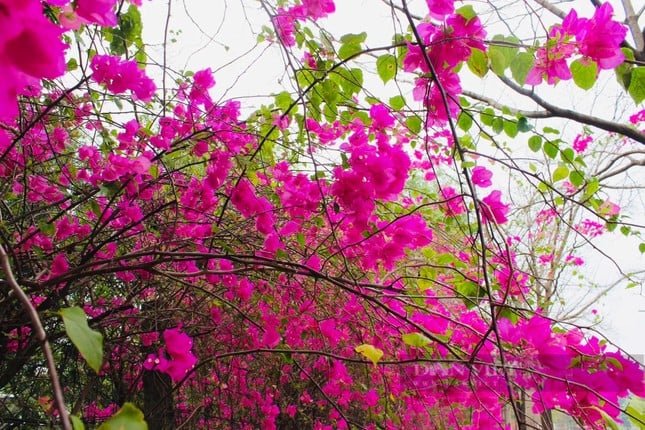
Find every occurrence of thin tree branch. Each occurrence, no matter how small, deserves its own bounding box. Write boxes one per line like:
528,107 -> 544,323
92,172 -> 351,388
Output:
498,75 -> 645,146
0,243 -> 72,430
463,90 -> 553,118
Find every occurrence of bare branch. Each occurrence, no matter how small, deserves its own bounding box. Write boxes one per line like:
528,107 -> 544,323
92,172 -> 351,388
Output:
0,243 -> 72,430
463,90 -> 553,118
498,75 -> 645,146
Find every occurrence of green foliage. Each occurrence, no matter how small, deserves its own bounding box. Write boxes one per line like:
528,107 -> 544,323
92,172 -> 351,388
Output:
102,5 -> 145,61
510,52 -> 534,86
406,116 -> 422,133
625,396 -> 645,429
628,67 -> 645,105
543,139 -> 559,159
467,48 -> 488,78
376,54 -> 397,83
615,47 -> 635,90
71,415 -> 85,430
389,95 -> 406,110
60,307 -> 104,373
570,59 -> 598,90
457,111 -> 473,131
488,35 -> 520,75
402,333 -> 431,347
97,403 -> 148,430
552,165 -> 569,182
355,344 -> 384,367
339,32 -> 367,60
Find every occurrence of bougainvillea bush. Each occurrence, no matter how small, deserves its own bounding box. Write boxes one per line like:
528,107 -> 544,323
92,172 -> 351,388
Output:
0,0 -> 644,429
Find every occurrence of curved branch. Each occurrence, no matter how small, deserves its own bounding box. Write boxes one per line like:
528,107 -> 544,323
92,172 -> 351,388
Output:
498,75 -> 645,146
463,90 -> 553,118
0,243 -> 72,430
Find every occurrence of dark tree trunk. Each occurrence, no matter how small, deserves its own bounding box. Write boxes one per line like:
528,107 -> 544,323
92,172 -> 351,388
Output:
143,369 -> 175,430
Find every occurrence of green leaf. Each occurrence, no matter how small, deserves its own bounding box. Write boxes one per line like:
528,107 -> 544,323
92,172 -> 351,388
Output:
503,120 -> 518,138
510,52 -> 534,86
570,59 -> 598,90
406,116 -> 422,134
584,177 -> 599,199
457,112 -> 473,131
516,116 -> 531,132
560,147 -> 575,163
552,165 -> 569,182
528,135 -> 542,152
338,33 -> 367,60
569,170 -> 584,187
543,126 -> 559,134
628,67 -> 645,104
60,307 -> 104,373
402,333 -> 431,348
66,58 -> 78,72
639,243 -> 645,254
337,68 -> 363,96
455,5 -> 477,22
274,91 -> 293,113
389,95 -> 405,110
488,35 -> 519,75
625,395 -> 645,429
376,54 -> 397,83
340,32 -> 367,45
98,403 -> 148,430
543,140 -> 559,159
615,47 -> 635,90
71,415 -> 85,430
480,108 -> 495,126
467,48 -> 488,78
338,43 -> 362,60
492,117 -> 504,134
355,344 -> 384,367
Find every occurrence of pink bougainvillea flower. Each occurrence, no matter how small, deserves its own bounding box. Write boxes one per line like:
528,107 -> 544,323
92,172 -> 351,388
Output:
272,7 -> 303,47
369,104 -> 395,129
90,55 -> 156,101
0,0 -> 67,119
629,109 -> 645,124
471,166 -> 492,187
599,199 -> 620,217
572,134 -> 592,153
575,3 -> 627,69
75,0 -> 118,27
425,0 -> 454,19
525,43 -> 574,85
480,190 -> 509,224
143,328 -> 197,382
441,186 -> 466,216
302,0 -> 335,20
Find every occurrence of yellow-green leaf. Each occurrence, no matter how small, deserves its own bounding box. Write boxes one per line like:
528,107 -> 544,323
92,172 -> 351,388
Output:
355,344 -> 384,367
376,54 -> 397,83
628,67 -> 645,104
625,395 -> 645,429
571,59 -> 598,90
402,333 -> 431,348
60,307 -> 104,373
98,403 -> 148,430
510,52 -> 534,86
71,415 -> 85,430
552,165 -> 569,182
